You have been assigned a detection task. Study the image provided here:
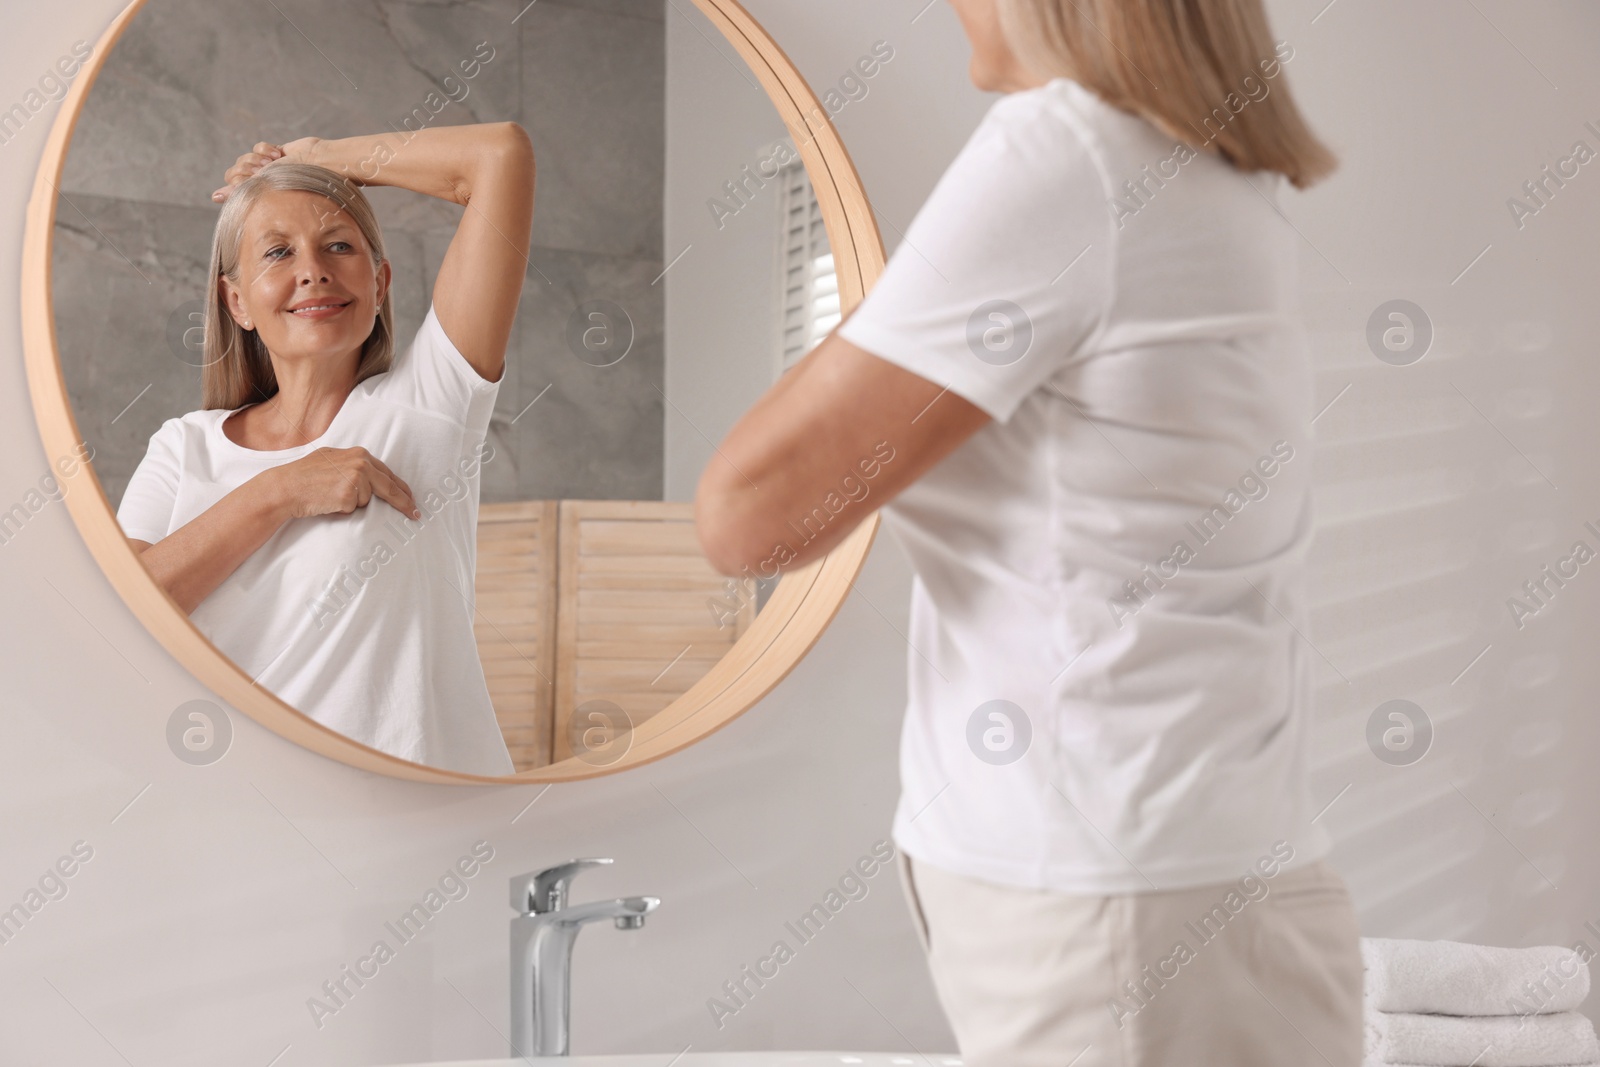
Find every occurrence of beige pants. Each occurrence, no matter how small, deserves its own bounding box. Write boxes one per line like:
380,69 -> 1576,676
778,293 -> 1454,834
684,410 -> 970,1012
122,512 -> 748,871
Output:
898,853 -> 1363,1067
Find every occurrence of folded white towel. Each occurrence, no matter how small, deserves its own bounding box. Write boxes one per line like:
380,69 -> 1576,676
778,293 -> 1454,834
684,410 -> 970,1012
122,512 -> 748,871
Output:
1366,1062 -> 1600,1067
1362,936 -> 1592,1016
1364,1009 -> 1600,1067
1365,1063 -> 1600,1067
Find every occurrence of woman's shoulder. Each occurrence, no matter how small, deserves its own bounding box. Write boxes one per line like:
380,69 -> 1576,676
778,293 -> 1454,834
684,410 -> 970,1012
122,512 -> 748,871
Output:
949,79 -> 1129,201
161,406 -> 229,438
139,406 -> 239,454
1002,78 -> 1137,128
357,303 -> 436,392
993,79 -> 1182,164
125,408 -> 224,474
358,300 -> 499,420
990,78 -> 1251,203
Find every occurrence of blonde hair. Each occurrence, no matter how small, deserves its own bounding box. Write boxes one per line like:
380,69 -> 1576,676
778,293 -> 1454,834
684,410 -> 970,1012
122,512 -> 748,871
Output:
996,0 -> 1337,189
203,163 -> 395,410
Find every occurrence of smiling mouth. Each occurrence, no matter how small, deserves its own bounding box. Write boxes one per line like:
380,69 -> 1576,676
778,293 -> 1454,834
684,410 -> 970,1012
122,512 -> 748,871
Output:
288,300 -> 352,316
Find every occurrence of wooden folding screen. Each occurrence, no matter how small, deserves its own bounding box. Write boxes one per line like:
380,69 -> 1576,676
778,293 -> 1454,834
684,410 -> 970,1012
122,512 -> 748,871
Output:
473,500 -> 756,771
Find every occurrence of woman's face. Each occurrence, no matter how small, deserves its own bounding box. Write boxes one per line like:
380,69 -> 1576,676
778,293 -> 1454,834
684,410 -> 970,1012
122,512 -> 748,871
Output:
221,188 -> 390,375
947,0 -> 1040,93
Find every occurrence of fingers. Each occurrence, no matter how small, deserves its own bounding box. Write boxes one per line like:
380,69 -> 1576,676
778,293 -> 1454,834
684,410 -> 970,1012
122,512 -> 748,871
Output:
369,470 -> 421,520
372,461 -> 422,520
233,151 -> 278,179
363,454 -> 411,497
347,450 -> 420,520
211,144 -> 286,203
297,449 -> 422,521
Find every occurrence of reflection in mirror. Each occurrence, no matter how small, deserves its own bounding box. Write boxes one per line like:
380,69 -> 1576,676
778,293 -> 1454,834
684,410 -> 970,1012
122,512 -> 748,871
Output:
51,0 -> 833,774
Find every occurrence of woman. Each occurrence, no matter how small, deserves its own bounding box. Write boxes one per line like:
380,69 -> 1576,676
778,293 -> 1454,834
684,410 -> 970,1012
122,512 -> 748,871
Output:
117,123 -> 534,777
695,0 -> 1360,1064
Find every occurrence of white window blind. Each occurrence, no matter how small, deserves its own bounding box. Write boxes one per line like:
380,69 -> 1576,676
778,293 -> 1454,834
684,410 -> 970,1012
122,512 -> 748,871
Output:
1302,295 -> 1564,945
776,160 -> 839,373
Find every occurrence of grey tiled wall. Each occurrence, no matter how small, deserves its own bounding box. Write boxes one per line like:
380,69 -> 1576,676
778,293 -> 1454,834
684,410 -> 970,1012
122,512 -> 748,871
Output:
52,0 -> 666,507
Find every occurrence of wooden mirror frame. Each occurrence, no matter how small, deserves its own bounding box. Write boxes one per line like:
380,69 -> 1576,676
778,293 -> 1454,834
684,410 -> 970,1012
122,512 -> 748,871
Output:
22,0 -> 885,784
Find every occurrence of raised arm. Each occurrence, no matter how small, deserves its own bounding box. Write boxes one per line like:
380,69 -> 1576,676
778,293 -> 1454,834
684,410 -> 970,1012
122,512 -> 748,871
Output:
285,123 -> 536,383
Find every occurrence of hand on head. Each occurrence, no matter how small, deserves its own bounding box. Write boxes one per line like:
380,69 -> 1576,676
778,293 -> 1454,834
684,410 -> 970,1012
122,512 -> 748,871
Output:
211,137 -> 323,203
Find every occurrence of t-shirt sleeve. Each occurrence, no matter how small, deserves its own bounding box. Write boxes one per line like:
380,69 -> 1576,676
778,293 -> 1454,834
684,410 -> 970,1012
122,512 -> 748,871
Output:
376,300 -> 502,429
836,90 -> 1116,424
116,416 -> 184,543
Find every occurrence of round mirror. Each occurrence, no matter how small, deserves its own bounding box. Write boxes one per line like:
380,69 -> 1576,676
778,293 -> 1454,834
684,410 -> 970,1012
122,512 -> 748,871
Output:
23,0 -> 883,782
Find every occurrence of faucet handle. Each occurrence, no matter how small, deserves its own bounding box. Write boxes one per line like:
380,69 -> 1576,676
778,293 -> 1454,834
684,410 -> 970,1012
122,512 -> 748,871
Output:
510,858 -> 613,914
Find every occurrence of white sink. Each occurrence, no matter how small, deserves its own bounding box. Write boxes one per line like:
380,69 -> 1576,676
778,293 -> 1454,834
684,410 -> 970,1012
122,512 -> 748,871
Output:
387,1055 -> 962,1066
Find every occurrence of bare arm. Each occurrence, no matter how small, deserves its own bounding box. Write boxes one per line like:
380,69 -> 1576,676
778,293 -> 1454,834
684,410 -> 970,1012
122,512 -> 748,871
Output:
694,328 -> 992,576
132,474 -> 292,615
131,448 -> 420,615
299,123 -> 536,383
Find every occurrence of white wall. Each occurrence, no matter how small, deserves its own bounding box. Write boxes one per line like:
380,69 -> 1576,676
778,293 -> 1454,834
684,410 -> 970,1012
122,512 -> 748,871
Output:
661,2 -> 790,501
1260,0 -> 1600,964
4,2 -> 1600,1065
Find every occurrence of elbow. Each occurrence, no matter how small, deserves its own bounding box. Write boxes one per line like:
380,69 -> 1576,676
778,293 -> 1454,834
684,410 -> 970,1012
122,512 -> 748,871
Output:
454,122 -> 534,205
492,121 -> 534,171
694,482 -> 765,578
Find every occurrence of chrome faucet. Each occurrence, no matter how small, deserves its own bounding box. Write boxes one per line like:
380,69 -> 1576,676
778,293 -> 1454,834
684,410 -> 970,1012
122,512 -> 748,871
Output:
509,858 -> 660,1058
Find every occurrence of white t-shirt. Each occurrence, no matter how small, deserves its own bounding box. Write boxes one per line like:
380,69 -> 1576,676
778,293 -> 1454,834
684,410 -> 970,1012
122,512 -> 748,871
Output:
118,303 -> 516,777
837,77 -> 1331,893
